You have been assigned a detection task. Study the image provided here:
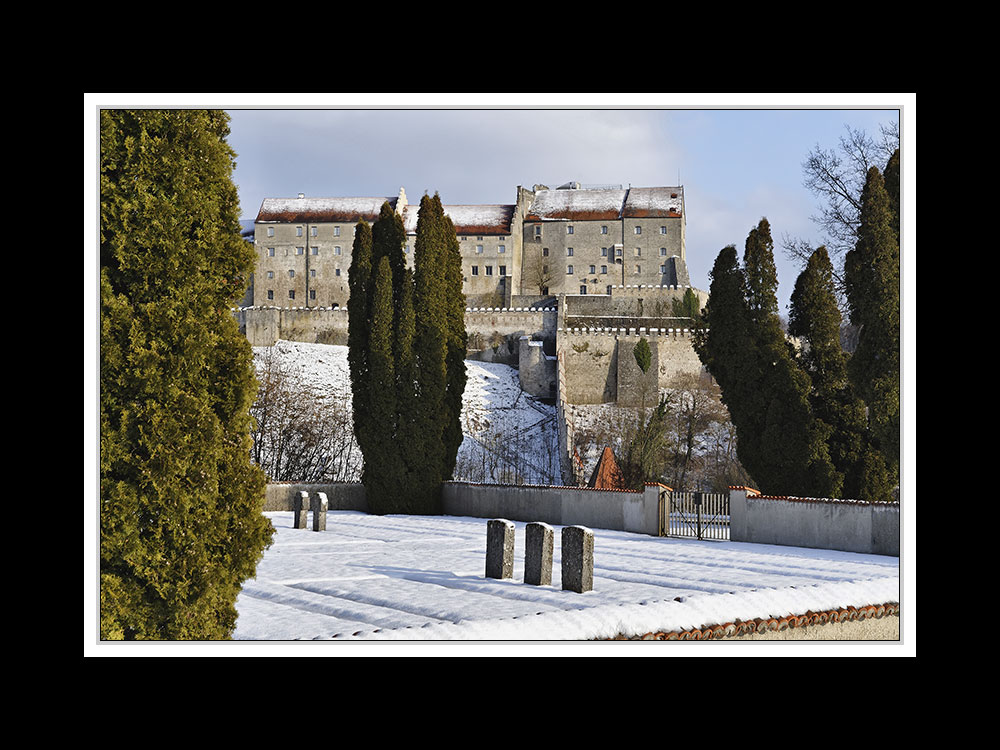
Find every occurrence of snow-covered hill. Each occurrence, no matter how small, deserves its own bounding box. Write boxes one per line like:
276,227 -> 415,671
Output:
251,341 -> 561,486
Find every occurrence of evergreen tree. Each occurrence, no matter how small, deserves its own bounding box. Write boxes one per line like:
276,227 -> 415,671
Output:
439,201 -> 468,481
788,246 -> 890,500
696,228 -> 841,498
348,219 -> 374,465
365,256 -> 403,514
671,287 -> 701,320
844,166 -> 900,483
100,110 -> 273,640
883,148 -> 901,248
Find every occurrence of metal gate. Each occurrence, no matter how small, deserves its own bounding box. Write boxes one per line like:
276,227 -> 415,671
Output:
661,491 -> 730,540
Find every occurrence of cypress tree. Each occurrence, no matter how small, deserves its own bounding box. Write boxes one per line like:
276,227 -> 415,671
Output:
100,110 -> 273,640
411,194 -> 449,512
788,246 -> 890,500
364,255 -> 402,514
440,202 -> 468,481
697,231 -> 840,498
844,166 -> 900,483
348,219 -> 374,464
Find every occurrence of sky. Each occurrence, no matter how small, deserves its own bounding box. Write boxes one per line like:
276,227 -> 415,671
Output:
214,94 -> 909,316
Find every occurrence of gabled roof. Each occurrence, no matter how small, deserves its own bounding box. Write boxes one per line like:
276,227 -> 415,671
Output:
401,204 -> 515,236
525,186 -> 684,222
622,187 -> 683,218
256,196 -> 397,224
588,446 -> 627,490
526,187 -> 627,222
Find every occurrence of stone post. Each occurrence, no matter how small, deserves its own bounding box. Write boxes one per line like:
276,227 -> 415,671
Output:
486,519 -> 515,580
524,522 -> 553,586
311,491 -> 328,532
561,525 -> 594,593
293,491 -> 309,529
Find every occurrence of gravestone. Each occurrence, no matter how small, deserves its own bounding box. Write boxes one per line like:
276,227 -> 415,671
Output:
312,492 -> 328,531
486,519 -> 515,580
561,525 -> 594,593
293,491 -> 309,529
525,522 -> 553,586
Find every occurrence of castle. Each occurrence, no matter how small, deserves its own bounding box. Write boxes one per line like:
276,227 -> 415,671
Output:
249,182 -> 691,308
240,182 -> 709,410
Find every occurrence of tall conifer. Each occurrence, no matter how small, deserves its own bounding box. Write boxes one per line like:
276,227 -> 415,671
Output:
100,109 -> 273,640
440,204 -> 468,481
844,166 -> 900,482
348,219 -> 374,463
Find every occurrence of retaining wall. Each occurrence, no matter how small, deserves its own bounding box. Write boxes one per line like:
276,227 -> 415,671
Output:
728,488 -> 900,556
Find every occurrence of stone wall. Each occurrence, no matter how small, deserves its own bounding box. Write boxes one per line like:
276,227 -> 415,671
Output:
729,488 -> 900,556
556,327 -> 704,406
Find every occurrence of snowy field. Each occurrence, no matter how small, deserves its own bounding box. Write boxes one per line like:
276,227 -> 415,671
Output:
231,510 -> 900,648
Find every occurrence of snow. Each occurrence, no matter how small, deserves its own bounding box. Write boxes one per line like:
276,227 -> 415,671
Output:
232,510 -> 899,644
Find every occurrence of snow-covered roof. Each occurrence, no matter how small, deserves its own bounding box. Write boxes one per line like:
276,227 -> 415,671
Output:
622,187 -> 684,218
526,187 -> 628,221
405,204 -> 514,236
256,196 -> 397,224
525,186 -> 684,222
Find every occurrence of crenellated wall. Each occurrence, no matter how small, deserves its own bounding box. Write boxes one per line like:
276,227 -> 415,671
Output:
556,326 -> 704,406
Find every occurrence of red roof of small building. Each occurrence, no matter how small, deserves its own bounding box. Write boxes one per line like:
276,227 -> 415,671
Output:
588,446 -> 627,490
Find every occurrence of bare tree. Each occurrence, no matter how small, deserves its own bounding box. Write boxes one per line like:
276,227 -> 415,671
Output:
250,347 -> 361,483
525,250 -> 554,295
782,121 -> 900,299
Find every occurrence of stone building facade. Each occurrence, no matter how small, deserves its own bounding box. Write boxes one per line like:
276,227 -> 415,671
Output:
250,182 -> 688,309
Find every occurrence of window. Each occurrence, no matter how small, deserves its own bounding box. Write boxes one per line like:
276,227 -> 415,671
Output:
310,269 -> 317,277
499,265 -> 506,276
267,227 -> 274,237
476,245 -> 484,254
660,247 -> 667,256
634,226 -> 642,235
311,226 -> 318,237
477,236 -> 484,241
334,246 -> 342,255
567,265 -> 574,274
334,226 -> 341,236
567,247 -> 574,256
311,247 -> 319,255
615,247 -> 623,257
606,285 -> 612,295
310,289 -> 316,300
268,247 -> 275,257
485,265 -> 493,276
296,246 -> 304,255
589,265 -> 596,274
660,226 -> 667,234
635,247 -> 641,257
543,248 -> 549,257
601,226 -> 608,235
534,226 -> 541,236
660,265 -> 667,274
460,236 -> 468,241
543,265 -> 549,274
288,269 -> 295,278
267,290 -> 274,300
296,227 -> 303,237
289,289 -> 295,299
580,285 -> 588,294
498,245 -> 506,253
601,265 -> 607,274
335,268 -> 341,277
635,265 -> 641,274
472,266 -> 479,276
567,225 -> 574,234
267,271 -> 274,279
